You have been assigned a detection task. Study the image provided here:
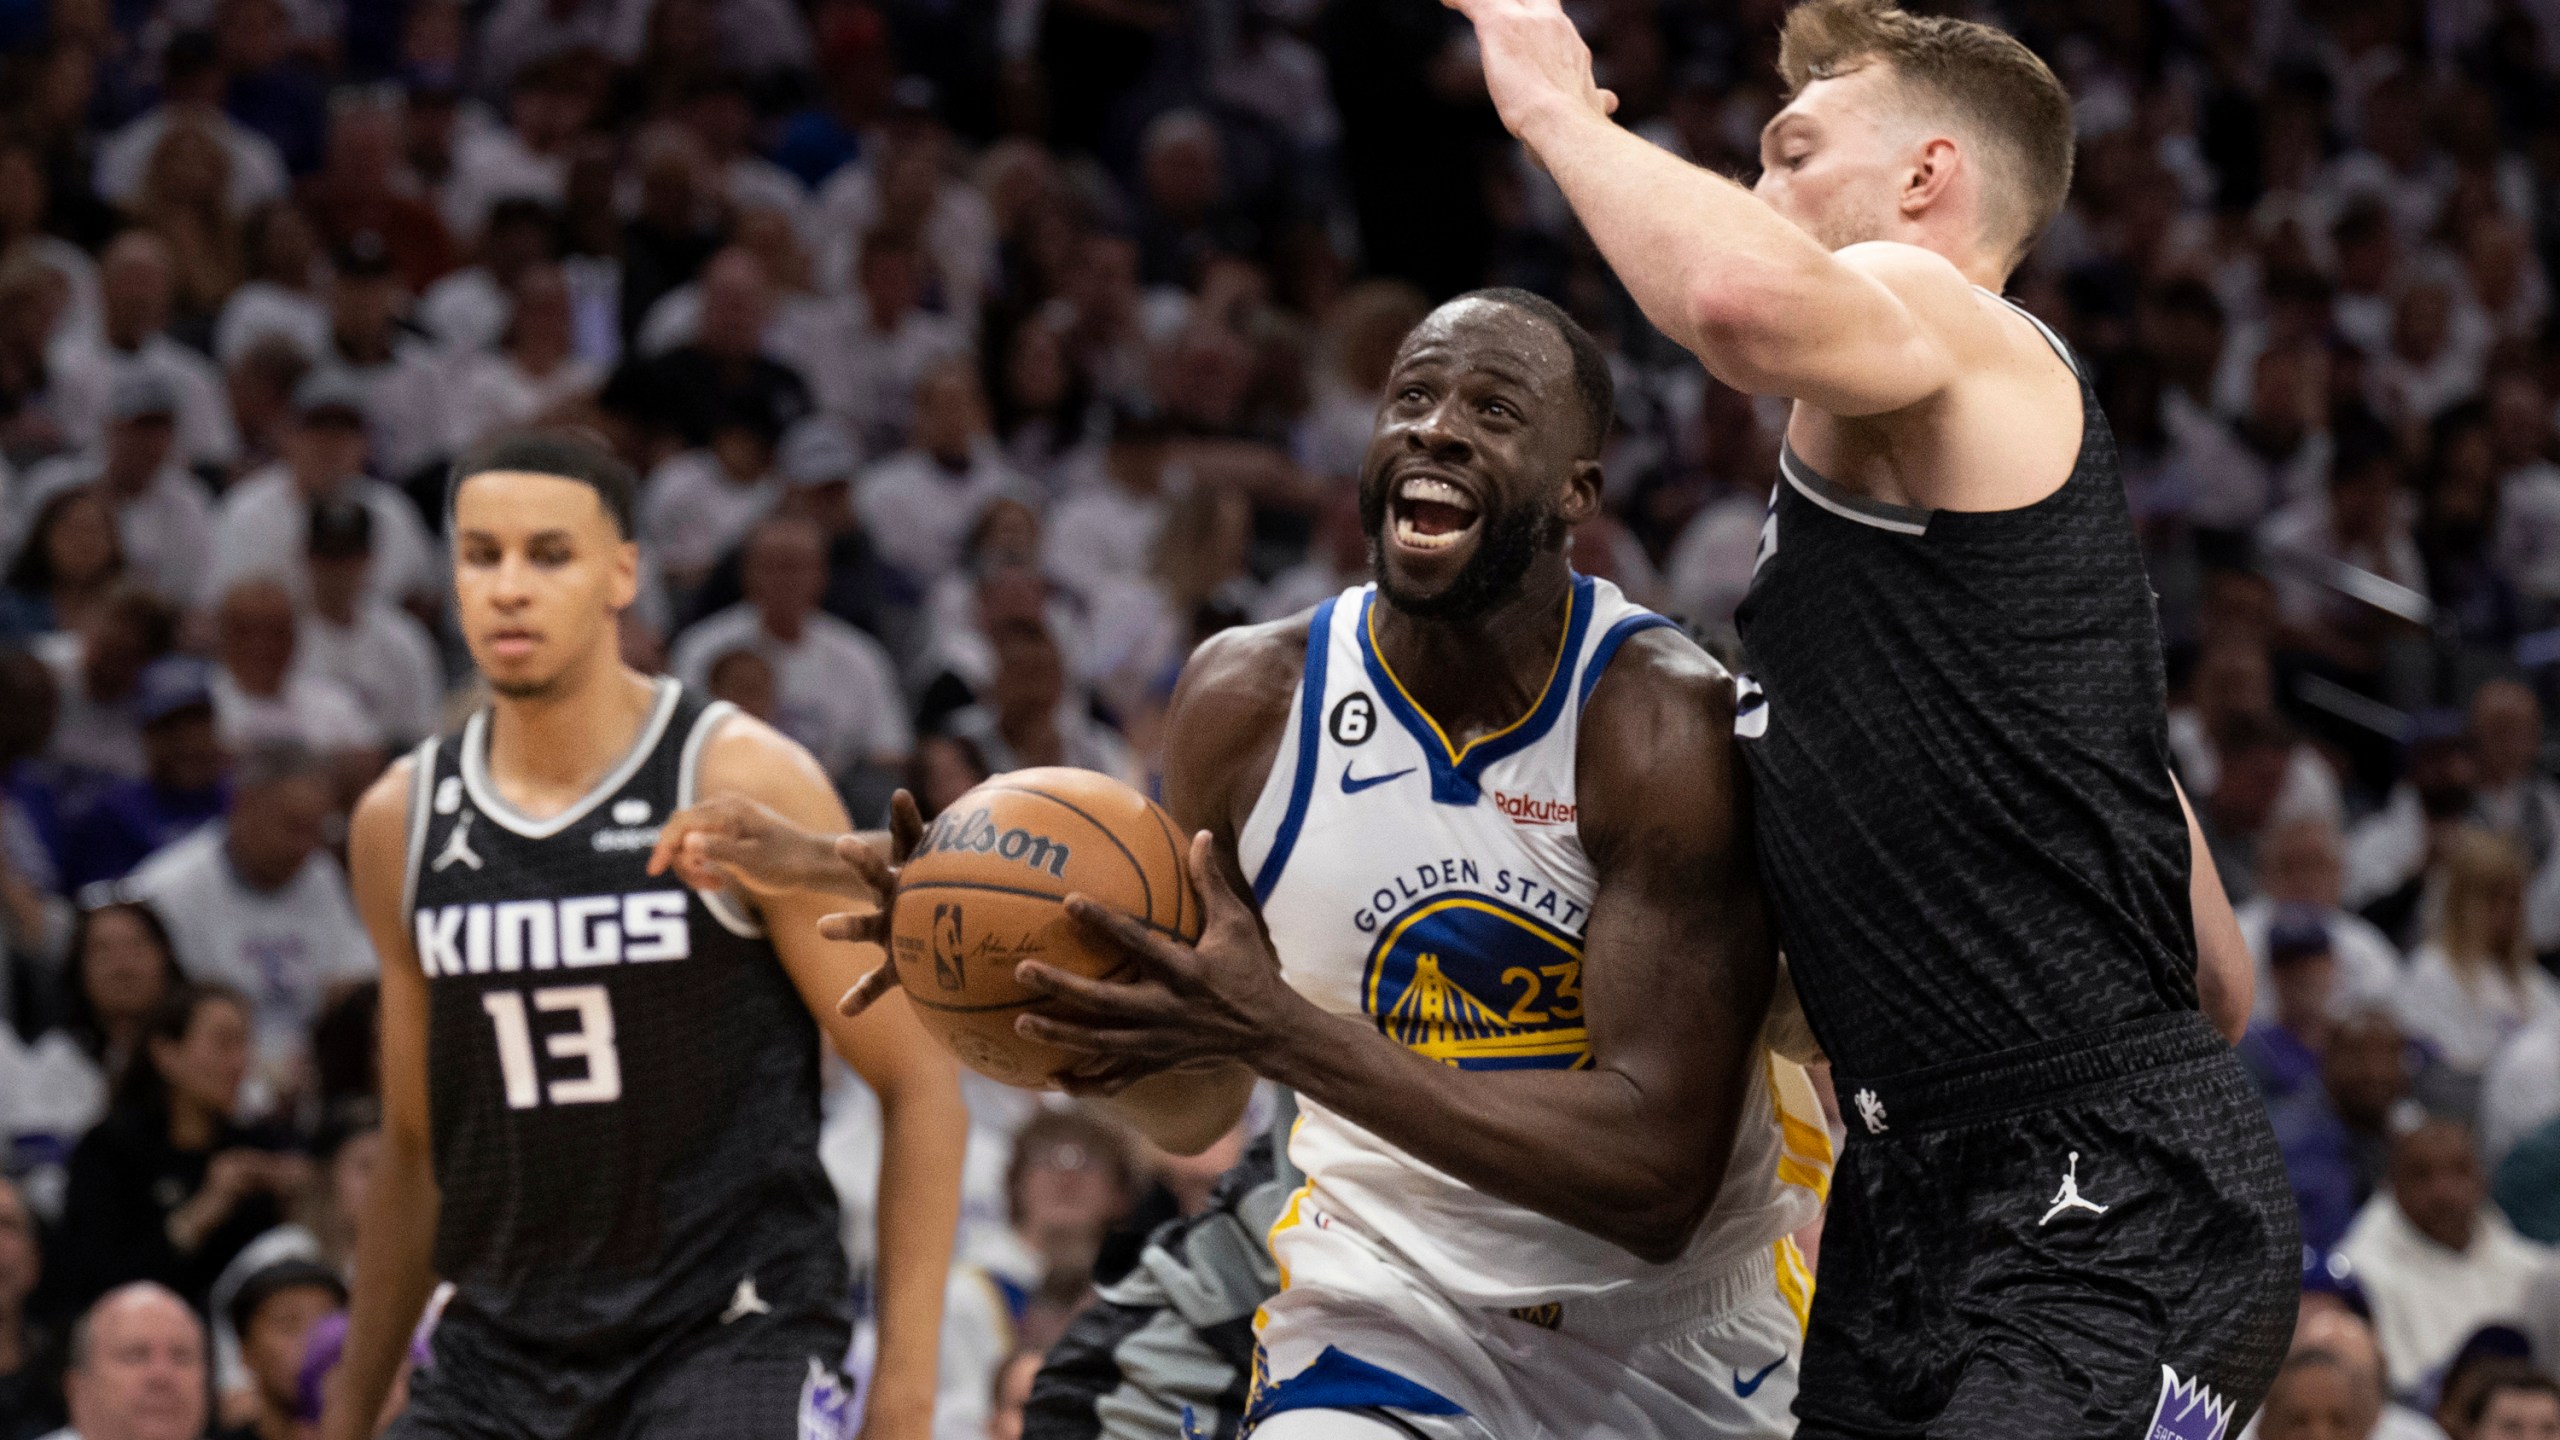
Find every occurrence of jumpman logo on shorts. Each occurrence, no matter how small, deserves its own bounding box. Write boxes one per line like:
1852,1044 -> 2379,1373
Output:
2039,1151 -> 2110,1226
432,811 -> 483,872
1852,1087 -> 1888,1134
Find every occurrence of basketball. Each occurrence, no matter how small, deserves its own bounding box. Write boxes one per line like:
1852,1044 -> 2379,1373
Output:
888,768 -> 1201,1089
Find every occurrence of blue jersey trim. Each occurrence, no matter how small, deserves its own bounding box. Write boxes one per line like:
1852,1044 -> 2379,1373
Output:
1575,612 -> 1677,708
1252,596 -> 1337,905
1245,1346 -> 1467,1427
1359,574 -> 1597,806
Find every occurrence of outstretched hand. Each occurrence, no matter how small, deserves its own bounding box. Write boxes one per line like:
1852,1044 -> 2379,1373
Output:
647,792 -> 859,899
825,791 -> 928,1017
1010,830 -> 1312,1093
1442,0 -> 1618,138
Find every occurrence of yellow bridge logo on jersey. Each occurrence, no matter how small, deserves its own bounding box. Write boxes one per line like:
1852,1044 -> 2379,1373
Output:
1363,894 -> 1589,1070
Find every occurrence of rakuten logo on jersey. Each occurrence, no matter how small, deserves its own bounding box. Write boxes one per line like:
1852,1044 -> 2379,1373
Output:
1490,790 -> 1577,827
414,891 -> 690,977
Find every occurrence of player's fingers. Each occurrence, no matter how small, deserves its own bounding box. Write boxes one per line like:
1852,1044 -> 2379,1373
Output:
1598,87 -> 1620,116
1188,832 -> 1251,932
836,964 -> 901,1017
644,813 -> 710,875
1052,1062 -> 1148,1098
1013,959 -> 1172,1020
1062,895 -> 1190,976
888,790 -> 926,862
816,909 -> 886,944
836,834 -> 894,896
1013,1012 -> 1161,1056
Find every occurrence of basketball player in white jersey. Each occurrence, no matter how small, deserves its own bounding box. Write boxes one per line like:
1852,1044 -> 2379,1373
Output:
678,289 -> 1834,1439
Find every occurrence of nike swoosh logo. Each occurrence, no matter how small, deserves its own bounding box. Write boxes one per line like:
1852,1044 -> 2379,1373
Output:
1339,764 -> 1415,794
1734,1356 -> 1785,1398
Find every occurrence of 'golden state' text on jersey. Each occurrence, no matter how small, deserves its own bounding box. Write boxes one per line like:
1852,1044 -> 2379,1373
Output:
1236,577 -> 1830,1319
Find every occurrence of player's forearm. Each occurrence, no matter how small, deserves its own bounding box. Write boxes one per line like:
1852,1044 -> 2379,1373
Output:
322,1131 -> 442,1440
864,1066 -> 967,1436
2174,778 -> 2251,1043
1259,1006 -> 1732,1263
1515,106 -> 1851,389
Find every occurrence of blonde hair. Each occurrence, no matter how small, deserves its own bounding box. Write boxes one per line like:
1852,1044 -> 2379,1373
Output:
1777,0 -> 2076,269
2432,828 -> 2533,989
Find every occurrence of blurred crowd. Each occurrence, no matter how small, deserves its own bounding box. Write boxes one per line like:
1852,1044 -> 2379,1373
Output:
0,0 -> 2557,1436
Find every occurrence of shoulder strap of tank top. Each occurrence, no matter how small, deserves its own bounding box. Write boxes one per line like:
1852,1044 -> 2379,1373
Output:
1975,286 -> 2082,381
398,734 -> 441,927
676,696 -> 765,939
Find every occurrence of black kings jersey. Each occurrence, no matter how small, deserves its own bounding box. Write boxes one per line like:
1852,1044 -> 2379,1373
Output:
1734,295 -> 2197,1079
400,678 -> 848,1352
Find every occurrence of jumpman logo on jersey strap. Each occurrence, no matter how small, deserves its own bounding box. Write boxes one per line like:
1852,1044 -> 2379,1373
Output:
2040,1151 -> 2111,1225
1339,762 -> 1415,794
1853,1087 -> 1888,1134
721,1276 -> 771,1324
431,811 -> 482,872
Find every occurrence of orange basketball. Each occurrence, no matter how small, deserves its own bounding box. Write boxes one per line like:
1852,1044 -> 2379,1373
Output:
889,768 -> 1201,1089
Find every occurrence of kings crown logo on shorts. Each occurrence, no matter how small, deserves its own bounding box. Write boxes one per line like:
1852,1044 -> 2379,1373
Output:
915,805 -> 1072,878
2146,1365 -> 2232,1440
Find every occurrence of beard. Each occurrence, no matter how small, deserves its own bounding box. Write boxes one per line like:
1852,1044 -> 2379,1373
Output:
488,673 -> 565,701
1361,469 -> 1566,623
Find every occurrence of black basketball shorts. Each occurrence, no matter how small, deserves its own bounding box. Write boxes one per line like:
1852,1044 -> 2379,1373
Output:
385,1271 -> 857,1440
1796,1012 -> 2300,1440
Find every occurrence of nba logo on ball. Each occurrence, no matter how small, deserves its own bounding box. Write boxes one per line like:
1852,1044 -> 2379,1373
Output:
931,903 -> 966,991
2145,1366 -> 2231,1440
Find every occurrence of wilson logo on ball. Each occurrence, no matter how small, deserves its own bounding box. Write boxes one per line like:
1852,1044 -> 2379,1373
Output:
916,806 -> 1074,878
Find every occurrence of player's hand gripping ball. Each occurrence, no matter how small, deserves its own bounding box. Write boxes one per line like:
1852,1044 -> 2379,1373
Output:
887,769 -> 1202,1088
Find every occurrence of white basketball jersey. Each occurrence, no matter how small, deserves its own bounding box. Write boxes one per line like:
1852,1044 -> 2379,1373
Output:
1237,577 -> 1831,1313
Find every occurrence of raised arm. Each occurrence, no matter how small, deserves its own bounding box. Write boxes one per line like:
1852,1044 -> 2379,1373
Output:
1023,630 -> 1774,1261
1448,0 -> 1983,417
688,719 -> 966,1440
319,759 -> 445,1440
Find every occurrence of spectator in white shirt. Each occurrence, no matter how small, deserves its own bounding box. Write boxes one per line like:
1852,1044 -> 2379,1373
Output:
2341,1117 -> 2555,1395
2480,1012 -> 2560,1171
2466,680 -> 2560,950
943,621 -> 1138,787
855,358 -> 1027,594
295,498 -> 443,747
122,742 -> 376,1078
15,372 -> 218,610
639,419 -> 786,600
2168,635 -> 2345,828
2240,816 -> 2406,1024
435,262 -> 604,460
1044,408 -> 1177,605
441,52 -> 583,246
2397,830 -> 2560,1097
92,31 -> 288,217
209,579 -> 382,759
780,226 -> 967,458
212,200 -> 331,367
36,589 -> 179,782
670,516 -> 910,785
202,369 -> 438,615
418,197 -> 561,357
2490,373 -> 2560,610
2260,420 -> 2428,681
52,231 -> 241,475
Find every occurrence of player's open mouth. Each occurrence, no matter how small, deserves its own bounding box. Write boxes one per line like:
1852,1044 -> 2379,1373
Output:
1390,474 -> 1482,553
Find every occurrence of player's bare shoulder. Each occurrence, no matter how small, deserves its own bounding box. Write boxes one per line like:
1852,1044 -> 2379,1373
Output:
1165,610 -> 1320,830
348,752 -> 422,888
687,705 -> 841,822
1576,625 -> 1744,852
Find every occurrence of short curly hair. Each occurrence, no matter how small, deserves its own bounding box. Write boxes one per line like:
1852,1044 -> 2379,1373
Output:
1778,0 -> 2075,270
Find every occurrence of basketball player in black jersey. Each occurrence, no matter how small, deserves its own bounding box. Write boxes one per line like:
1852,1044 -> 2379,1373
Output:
318,434 -> 965,1440
1448,0 -> 2299,1435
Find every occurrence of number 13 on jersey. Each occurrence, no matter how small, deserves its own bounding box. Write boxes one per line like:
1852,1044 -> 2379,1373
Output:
482,984 -> 622,1109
